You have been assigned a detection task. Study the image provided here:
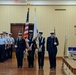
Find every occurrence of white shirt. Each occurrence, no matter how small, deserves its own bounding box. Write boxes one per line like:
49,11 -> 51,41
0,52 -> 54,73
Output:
0,37 -> 6,45
9,37 -> 14,44
3,36 -> 10,44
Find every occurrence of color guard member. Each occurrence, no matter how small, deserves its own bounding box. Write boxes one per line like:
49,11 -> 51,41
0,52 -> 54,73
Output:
46,31 -> 59,69
27,30 -> 37,68
15,32 -> 26,68
38,31 -> 45,69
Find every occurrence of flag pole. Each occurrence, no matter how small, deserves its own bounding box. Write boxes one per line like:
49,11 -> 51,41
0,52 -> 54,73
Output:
54,27 -> 56,42
33,5 -> 38,40
33,5 -> 39,57
24,6 -> 30,56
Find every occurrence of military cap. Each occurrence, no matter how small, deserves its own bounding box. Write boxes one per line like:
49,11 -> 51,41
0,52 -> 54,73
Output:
39,31 -> 43,34
29,30 -> 33,33
18,32 -> 22,36
6,32 -> 8,34
50,31 -> 54,34
2,31 -> 6,33
9,33 -> 12,35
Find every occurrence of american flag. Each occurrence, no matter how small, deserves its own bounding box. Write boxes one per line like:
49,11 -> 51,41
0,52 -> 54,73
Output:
24,8 -> 29,39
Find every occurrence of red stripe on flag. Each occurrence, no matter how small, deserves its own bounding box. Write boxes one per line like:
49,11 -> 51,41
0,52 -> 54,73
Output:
24,30 -> 28,33
25,24 -> 29,26
24,23 -> 29,38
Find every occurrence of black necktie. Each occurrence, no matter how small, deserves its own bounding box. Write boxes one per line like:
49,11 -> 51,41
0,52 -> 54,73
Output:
39,37 -> 41,40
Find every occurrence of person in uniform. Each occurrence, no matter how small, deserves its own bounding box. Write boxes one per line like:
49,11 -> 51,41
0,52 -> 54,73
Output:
3,32 -> 10,60
38,31 -> 45,69
0,32 -> 6,62
15,32 -> 26,68
8,33 -> 14,59
6,32 -> 10,59
46,31 -> 59,69
27,30 -> 37,68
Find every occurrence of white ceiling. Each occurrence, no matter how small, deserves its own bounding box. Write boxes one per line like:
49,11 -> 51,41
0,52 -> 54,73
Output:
0,0 -> 76,5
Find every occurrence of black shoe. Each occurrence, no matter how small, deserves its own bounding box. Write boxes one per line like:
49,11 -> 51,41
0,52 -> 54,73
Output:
17,65 -> 22,68
50,67 -> 53,70
31,66 -> 34,68
19,66 -> 22,68
28,66 -> 31,68
53,67 -> 56,70
41,66 -> 43,69
39,66 -> 40,69
50,67 -> 53,69
17,66 -> 19,68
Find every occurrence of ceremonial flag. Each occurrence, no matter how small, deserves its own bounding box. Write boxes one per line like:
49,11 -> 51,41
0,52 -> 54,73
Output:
33,7 -> 38,39
24,8 -> 29,38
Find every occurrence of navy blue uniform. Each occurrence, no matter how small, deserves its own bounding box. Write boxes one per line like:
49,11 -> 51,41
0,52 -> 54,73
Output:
38,36 -> 45,69
0,37 -> 6,62
27,36 -> 37,68
15,38 -> 26,68
0,45 -> 5,62
46,36 -> 59,69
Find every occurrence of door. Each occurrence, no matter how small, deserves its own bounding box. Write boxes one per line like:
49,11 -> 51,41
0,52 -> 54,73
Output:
10,23 -> 34,39
11,23 -> 25,39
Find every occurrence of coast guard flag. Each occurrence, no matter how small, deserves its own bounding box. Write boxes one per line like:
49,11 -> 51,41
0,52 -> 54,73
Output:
24,8 -> 29,38
33,8 -> 38,39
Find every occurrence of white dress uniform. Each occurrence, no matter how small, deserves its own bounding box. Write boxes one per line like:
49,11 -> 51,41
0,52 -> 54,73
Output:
9,37 -> 14,45
0,35 -> 6,62
3,35 -> 10,60
9,36 -> 14,58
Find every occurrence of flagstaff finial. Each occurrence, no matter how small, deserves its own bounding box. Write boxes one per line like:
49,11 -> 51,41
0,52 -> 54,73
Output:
27,3 -> 30,9
26,0 -> 30,8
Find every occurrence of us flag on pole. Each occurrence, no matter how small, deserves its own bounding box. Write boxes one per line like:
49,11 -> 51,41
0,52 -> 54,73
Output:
24,8 -> 29,39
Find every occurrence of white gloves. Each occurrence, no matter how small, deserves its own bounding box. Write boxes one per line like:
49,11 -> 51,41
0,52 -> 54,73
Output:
15,45 -> 18,48
54,42 -> 57,45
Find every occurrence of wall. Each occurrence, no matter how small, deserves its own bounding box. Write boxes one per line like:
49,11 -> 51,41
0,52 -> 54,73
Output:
0,5 -> 76,56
